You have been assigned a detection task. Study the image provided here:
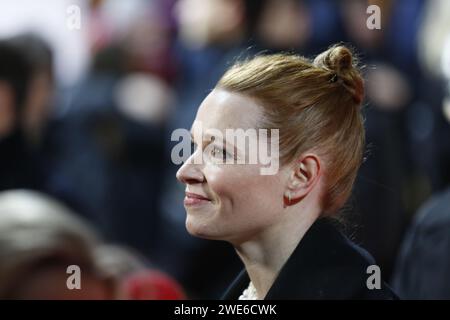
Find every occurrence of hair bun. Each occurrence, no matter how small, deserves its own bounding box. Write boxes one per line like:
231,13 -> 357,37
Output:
314,45 -> 352,74
313,45 -> 364,105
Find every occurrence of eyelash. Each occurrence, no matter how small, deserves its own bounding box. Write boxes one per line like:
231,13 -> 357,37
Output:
211,145 -> 235,161
191,139 -> 235,161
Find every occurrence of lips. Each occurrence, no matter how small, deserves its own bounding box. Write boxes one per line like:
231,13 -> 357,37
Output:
184,192 -> 211,206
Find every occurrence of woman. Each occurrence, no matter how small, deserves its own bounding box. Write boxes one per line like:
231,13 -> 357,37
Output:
176,45 -> 398,299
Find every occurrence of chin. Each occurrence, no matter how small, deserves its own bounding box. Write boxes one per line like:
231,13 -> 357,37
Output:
185,216 -> 223,241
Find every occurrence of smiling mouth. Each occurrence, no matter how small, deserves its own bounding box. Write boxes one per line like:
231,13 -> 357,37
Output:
184,192 -> 212,206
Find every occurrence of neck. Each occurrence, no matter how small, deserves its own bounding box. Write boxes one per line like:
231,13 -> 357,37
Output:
234,202 -> 321,299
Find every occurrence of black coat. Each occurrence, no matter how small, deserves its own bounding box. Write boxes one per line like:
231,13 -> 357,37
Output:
392,187 -> 450,299
222,218 -> 398,300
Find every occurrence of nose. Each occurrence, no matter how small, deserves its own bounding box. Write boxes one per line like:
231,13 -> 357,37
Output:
176,157 -> 205,185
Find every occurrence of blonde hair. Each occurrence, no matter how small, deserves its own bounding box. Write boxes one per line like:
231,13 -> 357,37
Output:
217,45 -> 365,215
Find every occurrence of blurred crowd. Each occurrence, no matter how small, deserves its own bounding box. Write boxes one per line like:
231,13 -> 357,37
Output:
0,0 -> 450,299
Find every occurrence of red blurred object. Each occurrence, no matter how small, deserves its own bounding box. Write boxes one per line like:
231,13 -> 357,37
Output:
123,270 -> 186,300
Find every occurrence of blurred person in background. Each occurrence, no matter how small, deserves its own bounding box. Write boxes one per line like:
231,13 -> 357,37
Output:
0,32 -> 99,229
0,0 -> 184,300
392,186 -> 450,299
391,0 -> 450,299
393,109 -> 450,300
255,0 -> 311,52
0,189 -> 185,300
46,0 -> 176,265
417,0 -> 450,187
0,39 -> 38,191
0,34 -> 56,194
95,244 -> 186,300
7,33 -> 55,147
0,189 -> 114,299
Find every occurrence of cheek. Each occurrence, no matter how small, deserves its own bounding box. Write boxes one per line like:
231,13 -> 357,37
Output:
205,164 -> 283,215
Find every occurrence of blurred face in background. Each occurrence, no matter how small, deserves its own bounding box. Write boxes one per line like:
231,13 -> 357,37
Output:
257,0 -> 311,50
0,81 -> 15,138
341,0 -> 387,49
22,70 -> 53,143
176,89 -> 287,245
174,0 -> 245,48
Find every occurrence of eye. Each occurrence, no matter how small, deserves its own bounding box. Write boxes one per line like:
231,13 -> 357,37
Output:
210,145 -> 231,162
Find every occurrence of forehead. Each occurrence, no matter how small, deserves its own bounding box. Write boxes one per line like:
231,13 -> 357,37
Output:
193,89 -> 263,134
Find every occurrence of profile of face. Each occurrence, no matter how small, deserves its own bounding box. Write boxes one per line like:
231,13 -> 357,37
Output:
176,89 -> 291,244
176,47 -> 365,242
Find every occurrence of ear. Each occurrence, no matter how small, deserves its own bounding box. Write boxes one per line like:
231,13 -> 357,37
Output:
284,154 -> 321,207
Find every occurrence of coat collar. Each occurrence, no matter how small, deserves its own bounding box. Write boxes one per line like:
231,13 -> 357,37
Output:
222,218 -> 397,300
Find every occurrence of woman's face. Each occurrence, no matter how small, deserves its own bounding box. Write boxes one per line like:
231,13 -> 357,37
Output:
176,89 -> 288,244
